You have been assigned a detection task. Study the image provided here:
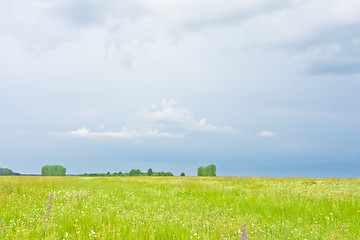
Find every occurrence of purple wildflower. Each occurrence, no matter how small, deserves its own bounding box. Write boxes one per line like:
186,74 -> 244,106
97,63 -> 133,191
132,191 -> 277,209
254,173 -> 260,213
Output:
45,192 -> 53,220
241,224 -> 248,240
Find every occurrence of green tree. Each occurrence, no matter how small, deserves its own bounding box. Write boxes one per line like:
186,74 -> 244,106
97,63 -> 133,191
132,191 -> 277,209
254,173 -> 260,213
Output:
197,164 -> 216,176
129,169 -> 141,176
181,172 -> 185,176
208,164 -> 216,176
0,168 -> 19,176
41,166 -> 49,176
147,168 -> 153,176
41,165 -> 66,176
197,167 -> 205,176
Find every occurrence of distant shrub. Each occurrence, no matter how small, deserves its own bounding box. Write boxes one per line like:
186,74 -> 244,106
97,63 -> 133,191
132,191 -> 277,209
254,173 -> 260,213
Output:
153,172 -> 174,176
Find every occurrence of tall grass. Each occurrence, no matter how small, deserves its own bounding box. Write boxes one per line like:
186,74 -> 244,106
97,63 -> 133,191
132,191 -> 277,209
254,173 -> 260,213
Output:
0,176 -> 359,239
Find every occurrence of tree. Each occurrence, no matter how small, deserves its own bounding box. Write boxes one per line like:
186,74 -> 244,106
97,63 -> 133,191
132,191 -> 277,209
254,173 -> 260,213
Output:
197,164 -> 216,176
41,165 -> 66,176
0,168 -> 19,176
197,167 -> 205,176
129,169 -> 141,176
208,164 -> 216,176
205,164 -> 216,176
181,172 -> 185,176
79,169 -> 174,177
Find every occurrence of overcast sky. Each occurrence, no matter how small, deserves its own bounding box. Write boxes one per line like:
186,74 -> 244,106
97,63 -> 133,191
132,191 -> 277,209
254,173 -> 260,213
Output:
1,0 -> 359,177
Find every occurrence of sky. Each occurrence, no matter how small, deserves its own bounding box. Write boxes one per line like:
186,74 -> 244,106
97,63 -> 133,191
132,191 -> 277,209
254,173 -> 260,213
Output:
0,0 -> 359,177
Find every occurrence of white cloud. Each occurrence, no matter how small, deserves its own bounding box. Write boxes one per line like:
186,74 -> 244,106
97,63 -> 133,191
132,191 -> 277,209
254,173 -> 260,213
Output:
259,130 -> 275,137
66,127 -> 184,139
57,99 -> 232,140
5,0 -> 360,57
140,99 -> 233,132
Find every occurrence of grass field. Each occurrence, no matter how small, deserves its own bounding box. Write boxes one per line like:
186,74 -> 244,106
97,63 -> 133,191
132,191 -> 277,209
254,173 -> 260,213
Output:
0,176 -> 359,239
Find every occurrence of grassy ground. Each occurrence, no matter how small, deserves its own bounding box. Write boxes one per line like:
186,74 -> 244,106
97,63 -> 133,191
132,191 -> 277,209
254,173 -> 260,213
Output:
0,176 -> 359,239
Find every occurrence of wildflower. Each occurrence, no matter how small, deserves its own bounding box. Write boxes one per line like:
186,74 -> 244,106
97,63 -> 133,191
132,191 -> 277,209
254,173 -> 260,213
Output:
241,224 -> 248,240
46,192 -> 54,220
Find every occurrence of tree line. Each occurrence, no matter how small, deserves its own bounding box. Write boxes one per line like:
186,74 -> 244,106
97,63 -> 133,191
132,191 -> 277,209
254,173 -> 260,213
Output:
0,168 -> 20,176
81,164 -> 217,177
80,168 -> 178,177
1,164 -> 217,177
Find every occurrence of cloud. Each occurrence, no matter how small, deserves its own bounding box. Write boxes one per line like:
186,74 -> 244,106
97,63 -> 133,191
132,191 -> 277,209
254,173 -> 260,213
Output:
259,130 -> 275,137
65,127 -> 184,139
308,62 -> 360,75
52,1 -> 108,27
2,0 -> 360,69
139,99 -> 233,132
50,0 -> 145,28
55,99 -> 232,140
303,24 -> 360,75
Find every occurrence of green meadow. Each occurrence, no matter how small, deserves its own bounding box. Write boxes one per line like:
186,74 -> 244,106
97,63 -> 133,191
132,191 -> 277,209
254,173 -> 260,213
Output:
0,176 -> 359,239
